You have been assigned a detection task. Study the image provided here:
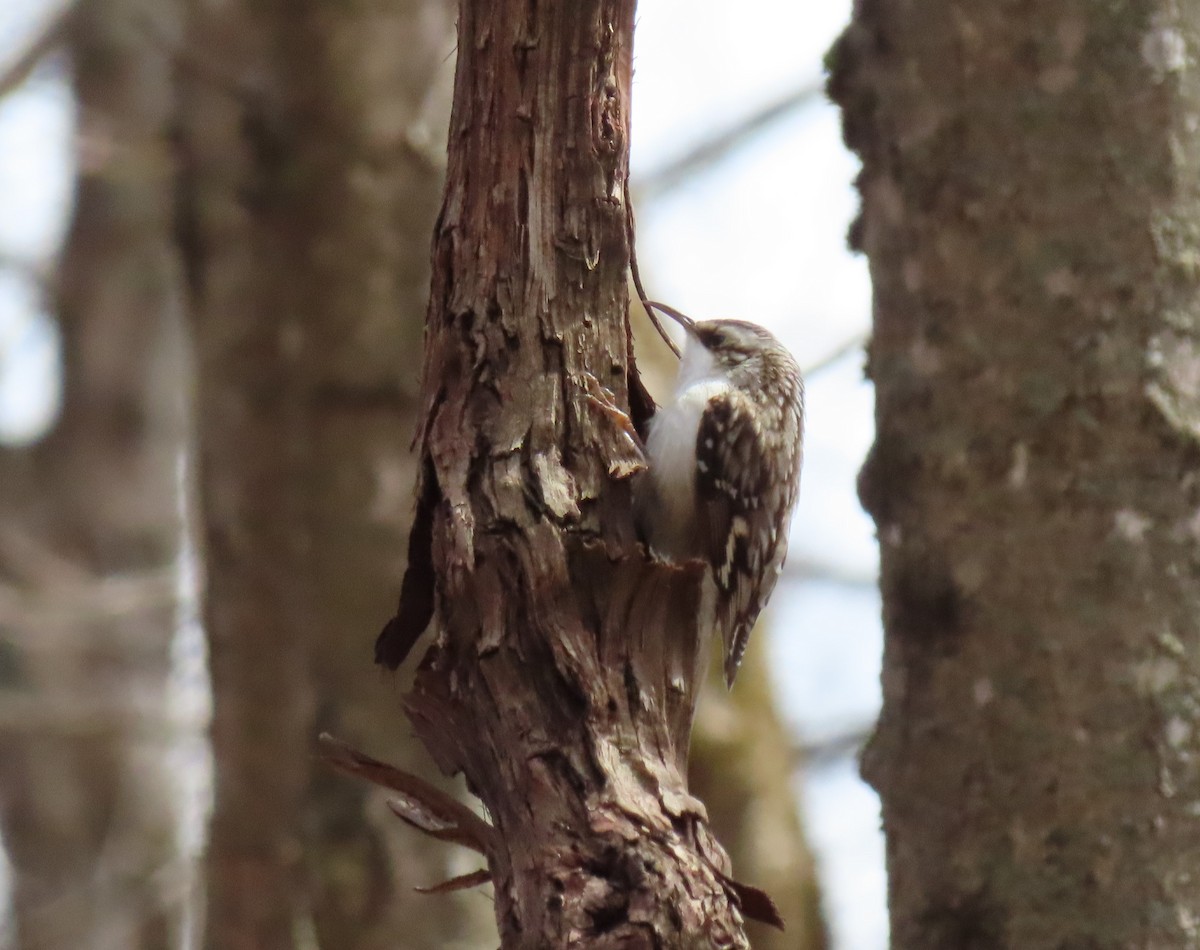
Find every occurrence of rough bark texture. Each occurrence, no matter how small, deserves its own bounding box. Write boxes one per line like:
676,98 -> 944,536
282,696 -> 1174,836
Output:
0,2 -> 189,947
403,2 -> 747,946
831,3 -> 1200,946
179,0 -> 494,947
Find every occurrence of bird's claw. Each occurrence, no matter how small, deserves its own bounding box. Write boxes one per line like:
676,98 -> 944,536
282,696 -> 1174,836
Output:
580,373 -> 647,477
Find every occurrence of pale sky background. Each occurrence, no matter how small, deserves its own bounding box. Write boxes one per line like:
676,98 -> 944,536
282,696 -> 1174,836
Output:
633,4 -> 885,948
0,1 -> 886,947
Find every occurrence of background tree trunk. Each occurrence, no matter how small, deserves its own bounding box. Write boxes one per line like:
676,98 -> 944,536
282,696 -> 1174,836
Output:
832,3 -> 1200,946
275,5 -> 495,949
0,1 -> 189,947
691,644 -> 826,950
178,0 -> 495,947
403,1 -> 749,945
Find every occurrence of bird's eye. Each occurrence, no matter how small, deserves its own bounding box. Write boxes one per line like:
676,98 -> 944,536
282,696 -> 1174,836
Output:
707,329 -> 727,348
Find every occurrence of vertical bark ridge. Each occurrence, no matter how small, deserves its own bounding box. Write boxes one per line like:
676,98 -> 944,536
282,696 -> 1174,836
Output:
406,1 -> 748,945
831,3 -> 1200,946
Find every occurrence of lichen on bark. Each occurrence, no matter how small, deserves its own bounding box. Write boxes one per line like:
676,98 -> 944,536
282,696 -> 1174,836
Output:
831,2 -> 1200,946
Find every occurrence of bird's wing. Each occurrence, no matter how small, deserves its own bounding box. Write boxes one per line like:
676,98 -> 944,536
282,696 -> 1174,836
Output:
694,388 -> 789,686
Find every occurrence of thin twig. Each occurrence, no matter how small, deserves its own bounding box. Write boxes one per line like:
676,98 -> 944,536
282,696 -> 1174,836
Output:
625,175 -> 680,358
636,79 -> 825,201
0,2 -> 77,102
0,566 -> 181,632
135,6 -> 262,102
0,249 -> 55,302
0,523 -> 93,585
801,329 -> 868,380
793,720 -> 876,767
780,552 -> 876,589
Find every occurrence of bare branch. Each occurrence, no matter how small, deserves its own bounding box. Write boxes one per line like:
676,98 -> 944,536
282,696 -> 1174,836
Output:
781,552 -> 877,589
625,179 -> 680,358
136,7 -> 262,102
636,79 -> 825,200
0,569 -> 180,633
793,721 -> 876,767
0,690 -> 201,736
0,2 -> 76,102
0,252 -> 55,310
802,329 -> 868,379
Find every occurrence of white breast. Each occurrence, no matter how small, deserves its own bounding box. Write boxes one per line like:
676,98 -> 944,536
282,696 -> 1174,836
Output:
643,339 -> 729,559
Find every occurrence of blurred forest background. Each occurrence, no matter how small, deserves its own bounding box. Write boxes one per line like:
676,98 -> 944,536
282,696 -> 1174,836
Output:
0,1 -> 880,949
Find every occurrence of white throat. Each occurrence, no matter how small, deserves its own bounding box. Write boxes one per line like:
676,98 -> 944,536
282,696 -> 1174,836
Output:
643,336 -> 729,558
675,335 -> 721,392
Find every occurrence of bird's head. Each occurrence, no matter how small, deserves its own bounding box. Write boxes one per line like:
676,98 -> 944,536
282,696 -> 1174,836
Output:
645,301 -> 792,381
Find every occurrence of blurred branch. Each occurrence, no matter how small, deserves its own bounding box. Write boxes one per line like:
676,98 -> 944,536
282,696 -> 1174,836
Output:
802,329 -> 868,380
782,552 -> 876,589
635,78 -> 825,201
0,523 -> 91,584
0,525 -> 183,632
0,567 -> 180,633
0,2 -> 77,102
794,720 -> 876,768
137,8 -> 261,102
0,692 -> 200,735
16,836 -> 197,937
0,249 -> 56,302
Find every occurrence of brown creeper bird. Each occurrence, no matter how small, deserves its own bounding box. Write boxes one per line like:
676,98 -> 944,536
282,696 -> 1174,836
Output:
637,302 -> 805,687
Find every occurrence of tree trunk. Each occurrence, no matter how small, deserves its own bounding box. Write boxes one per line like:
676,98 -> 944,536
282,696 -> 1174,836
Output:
178,0 -> 495,947
275,5 -> 495,949
179,11 -> 315,939
0,1 -> 189,947
401,1 -> 748,945
831,4 -> 1200,946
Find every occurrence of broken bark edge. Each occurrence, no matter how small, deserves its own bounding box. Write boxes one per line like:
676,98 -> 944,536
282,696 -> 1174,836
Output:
373,467 -> 438,670
413,868 -> 492,895
716,869 -> 787,932
317,732 -> 496,856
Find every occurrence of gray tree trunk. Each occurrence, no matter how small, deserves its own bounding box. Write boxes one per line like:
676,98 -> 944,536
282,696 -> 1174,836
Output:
831,4 -> 1200,946
177,0 -> 494,947
0,1 -> 189,946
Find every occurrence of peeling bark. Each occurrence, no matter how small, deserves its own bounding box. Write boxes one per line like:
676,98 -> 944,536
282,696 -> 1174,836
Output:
832,2 -> 1200,946
399,2 -> 748,946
